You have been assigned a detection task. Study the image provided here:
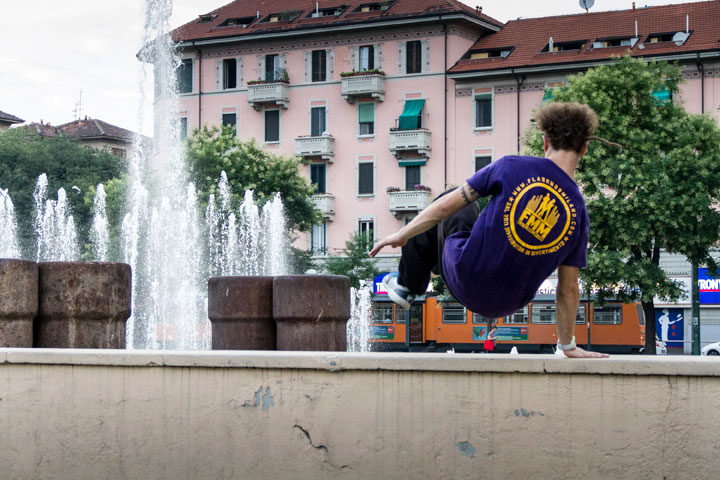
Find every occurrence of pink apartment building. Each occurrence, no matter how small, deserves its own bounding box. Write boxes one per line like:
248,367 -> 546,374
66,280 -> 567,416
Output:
172,0 -> 720,272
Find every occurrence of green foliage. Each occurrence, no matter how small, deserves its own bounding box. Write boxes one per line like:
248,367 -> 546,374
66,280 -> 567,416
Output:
322,233 -> 379,289
185,125 -> 319,231
524,56 -> 720,349
0,128 -> 126,257
288,245 -> 315,274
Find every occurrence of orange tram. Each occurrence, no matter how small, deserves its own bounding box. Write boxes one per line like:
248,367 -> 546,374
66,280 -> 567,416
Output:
369,294 -> 646,354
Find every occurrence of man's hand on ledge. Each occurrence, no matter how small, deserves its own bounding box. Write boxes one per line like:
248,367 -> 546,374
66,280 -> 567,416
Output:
563,347 -> 610,359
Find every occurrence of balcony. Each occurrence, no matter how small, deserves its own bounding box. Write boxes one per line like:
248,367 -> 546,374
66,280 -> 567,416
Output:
247,82 -> 290,111
295,135 -> 335,162
388,190 -> 432,217
312,193 -> 335,221
389,128 -> 431,159
341,74 -> 385,103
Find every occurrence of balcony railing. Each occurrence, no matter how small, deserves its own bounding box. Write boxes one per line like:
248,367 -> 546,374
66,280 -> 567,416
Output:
295,135 -> 335,162
341,74 -> 385,103
312,193 -> 335,221
388,190 -> 432,217
247,82 -> 290,111
389,128 -> 431,158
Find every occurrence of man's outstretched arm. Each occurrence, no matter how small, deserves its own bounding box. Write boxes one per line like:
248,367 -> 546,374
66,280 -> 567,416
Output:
556,265 -> 609,359
369,183 -> 479,257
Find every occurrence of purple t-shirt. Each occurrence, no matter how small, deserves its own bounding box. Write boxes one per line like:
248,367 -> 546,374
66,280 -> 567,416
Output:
441,155 -> 589,318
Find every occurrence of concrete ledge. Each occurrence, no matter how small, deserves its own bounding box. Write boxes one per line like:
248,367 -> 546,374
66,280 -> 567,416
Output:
0,349 -> 718,479
1,348 -> 719,376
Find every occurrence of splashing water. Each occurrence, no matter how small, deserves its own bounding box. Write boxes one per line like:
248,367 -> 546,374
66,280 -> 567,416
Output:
0,188 -> 21,258
91,184 -> 109,261
34,174 -> 79,262
348,282 -> 373,352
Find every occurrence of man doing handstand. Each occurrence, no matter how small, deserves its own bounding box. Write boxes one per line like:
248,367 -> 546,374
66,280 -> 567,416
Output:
369,102 -> 608,359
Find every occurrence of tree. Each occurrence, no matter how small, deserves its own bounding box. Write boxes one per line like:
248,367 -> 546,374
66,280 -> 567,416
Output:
185,125 -> 319,231
0,128 -> 126,258
525,56 -> 720,353
323,233 -> 379,289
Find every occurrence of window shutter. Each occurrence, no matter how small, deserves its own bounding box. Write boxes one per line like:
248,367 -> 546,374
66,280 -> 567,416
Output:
422,40 -> 431,73
374,44 -> 382,70
265,110 -> 280,142
304,51 -> 311,83
257,55 -> 265,80
237,58 -> 244,87
327,48 -> 334,79
311,107 -> 326,136
215,60 -> 222,90
358,103 -> 374,123
397,42 -> 405,74
358,163 -> 374,195
350,46 -> 359,71
281,53 -> 288,70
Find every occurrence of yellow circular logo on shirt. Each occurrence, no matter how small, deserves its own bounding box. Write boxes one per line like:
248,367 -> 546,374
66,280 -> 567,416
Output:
502,177 -> 577,256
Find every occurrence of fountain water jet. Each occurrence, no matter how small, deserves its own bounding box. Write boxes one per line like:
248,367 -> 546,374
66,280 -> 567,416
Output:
347,282 -> 373,352
91,184 -> 109,262
0,188 -> 21,259
34,174 -> 79,262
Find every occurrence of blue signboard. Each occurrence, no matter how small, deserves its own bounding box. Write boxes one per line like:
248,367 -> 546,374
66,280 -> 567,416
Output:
699,268 -> 720,304
655,308 -> 684,348
374,273 -> 390,295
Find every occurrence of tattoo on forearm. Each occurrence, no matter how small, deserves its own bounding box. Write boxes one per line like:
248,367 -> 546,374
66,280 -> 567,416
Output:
461,187 -> 470,204
461,185 -> 478,205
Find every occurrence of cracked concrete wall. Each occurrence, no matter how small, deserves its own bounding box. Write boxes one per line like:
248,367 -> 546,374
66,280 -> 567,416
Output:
0,352 -> 718,479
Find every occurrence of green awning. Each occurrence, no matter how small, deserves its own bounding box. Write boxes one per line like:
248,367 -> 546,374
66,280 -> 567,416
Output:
358,103 -> 374,123
398,99 -> 425,130
652,87 -> 672,104
398,159 -> 426,167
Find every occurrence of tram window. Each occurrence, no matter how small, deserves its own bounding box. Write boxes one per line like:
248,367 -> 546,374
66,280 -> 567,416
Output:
505,307 -> 528,324
372,304 -> 393,324
531,304 -> 556,324
636,304 -> 645,325
576,305 -> 586,324
594,304 -> 623,325
442,304 -> 467,324
472,313 -> 497,324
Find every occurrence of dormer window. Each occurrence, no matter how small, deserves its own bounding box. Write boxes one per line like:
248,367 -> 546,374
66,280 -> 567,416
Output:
308,6 -> 347,18
261,10 -> 303,23
591,36 -> 638,49
541,39 -> 587,53
353,1 -> 395,13
198,14 -> 218,23
468,47 -> 514,60
218,16 -> 257,28
646,31 -> 691,45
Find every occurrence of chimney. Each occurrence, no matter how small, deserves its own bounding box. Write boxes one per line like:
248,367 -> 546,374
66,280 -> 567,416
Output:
632,2 -> 636,11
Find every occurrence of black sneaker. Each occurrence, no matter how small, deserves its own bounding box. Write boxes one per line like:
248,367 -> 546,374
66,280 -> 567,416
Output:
382,273 -> 415,310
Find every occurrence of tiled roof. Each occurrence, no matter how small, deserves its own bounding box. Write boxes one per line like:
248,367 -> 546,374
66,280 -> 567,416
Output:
0,110 -> 24,124
55,118 -> 135,143
24,123 -> 60,137
450,0 -> 720,75
172,0 -> 503,43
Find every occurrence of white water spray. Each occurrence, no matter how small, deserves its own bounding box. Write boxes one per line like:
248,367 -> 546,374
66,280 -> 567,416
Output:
91,184 -> 109,261
348,282 -> 373,352
34,174 -> 79,262
0,188 -> 21,258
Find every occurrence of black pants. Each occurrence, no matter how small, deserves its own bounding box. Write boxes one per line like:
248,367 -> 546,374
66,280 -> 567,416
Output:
397,190 -> 479,295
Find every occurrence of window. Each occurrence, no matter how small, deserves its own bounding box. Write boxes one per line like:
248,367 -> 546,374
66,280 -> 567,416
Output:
111,147 -> 127,158
472,313 -> 496,325
468,47 -> 513,59
222,112 -> 237,133
591,37 -> 636,49
178,117 -> 188,140
353,2 -> 393,13
541,40 -> 587,52
265,54 -> 281,81
475,156 -> 491,172
311,50 -> 327,82
405,166 -> 421,191
311,222 -> 327,254
310,163 -> 326,194
398,98 -> 424,130
575,305 -> 587,325
372,304 -> 394,324
358,162 -> 374,195
531,304 -> 556,324
636,304 -> 645,326
406,40 -> 422,74
310,107 -> 326,136
264,110 -> 280,142
593,304 -> 623,325
358,219 -> 374,246
217,16 -> 255,27
505,306 -> 529,324
177,59 -> 193,94
475,94 -> 492,129
358,103 -> 375,136
359,45 -> 374,71
442,304 -> 466,324
647,32 -> 682,43
198,14 -> 218,23
309,6 -> 347,17
223,59 -> 237,89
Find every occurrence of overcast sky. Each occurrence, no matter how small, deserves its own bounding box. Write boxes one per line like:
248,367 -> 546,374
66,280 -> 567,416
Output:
0,0 -> 698,136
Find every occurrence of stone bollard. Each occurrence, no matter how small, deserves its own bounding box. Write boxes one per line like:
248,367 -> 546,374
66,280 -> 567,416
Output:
36,262 -> 131,349
273,275 -> 350,351
208,276 -> 275,350
0,259 -> 38,347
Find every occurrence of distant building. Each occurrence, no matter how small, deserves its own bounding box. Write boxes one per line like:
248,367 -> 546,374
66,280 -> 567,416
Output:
0,110 -> 24,130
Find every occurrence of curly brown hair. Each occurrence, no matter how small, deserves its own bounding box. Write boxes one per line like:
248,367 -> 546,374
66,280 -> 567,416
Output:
535,102 -> 599,154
